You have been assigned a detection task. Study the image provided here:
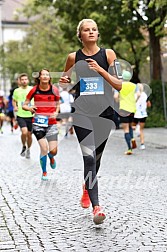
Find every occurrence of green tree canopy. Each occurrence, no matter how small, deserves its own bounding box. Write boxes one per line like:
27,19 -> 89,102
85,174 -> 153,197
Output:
34,0 -> 167,81
0,3 -> 73,83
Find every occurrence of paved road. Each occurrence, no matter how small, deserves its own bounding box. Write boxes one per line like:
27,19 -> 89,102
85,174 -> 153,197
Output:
0,124 -> 167,251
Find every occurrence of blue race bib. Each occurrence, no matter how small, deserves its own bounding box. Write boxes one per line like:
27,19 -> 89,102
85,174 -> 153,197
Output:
33,115 -> 48,127
80,77 -> 104,95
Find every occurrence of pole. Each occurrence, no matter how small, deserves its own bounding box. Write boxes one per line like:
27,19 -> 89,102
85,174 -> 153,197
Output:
161,53 -> 167,127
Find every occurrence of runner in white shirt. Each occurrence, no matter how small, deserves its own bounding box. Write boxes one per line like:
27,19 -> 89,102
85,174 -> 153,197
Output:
59,88 -> 74,137
133,83 -> 151,150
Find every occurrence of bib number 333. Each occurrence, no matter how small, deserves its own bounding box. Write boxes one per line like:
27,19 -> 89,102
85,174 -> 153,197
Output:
80,77 -> 104,95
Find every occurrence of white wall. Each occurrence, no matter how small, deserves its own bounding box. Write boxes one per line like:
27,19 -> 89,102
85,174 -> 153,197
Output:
3,26 -> 27,42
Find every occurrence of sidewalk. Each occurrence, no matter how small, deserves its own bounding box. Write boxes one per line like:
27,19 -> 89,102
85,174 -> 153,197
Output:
112,127 -> 167,148
141,127 -> 167,148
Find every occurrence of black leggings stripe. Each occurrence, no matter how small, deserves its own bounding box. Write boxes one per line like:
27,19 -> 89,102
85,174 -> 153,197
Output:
73,112 -> 114,207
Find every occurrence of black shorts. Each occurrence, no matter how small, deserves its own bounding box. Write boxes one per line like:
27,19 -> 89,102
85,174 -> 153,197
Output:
120,113 -> 134,123
17,116 -> 33,132
133,117 -> 147,124
7,111 -> 14,119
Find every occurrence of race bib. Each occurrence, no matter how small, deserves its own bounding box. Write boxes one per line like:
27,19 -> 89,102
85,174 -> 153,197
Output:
80,77 -> 104,95
33,115 -> 48,127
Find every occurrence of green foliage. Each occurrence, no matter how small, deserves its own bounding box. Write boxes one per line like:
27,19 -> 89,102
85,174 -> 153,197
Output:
45,0 -> 149,83
1,0 -> 167,93
0,3 -> 73,83
122,0 -> 167,36
146,108 -> 166,127
0,41 -> 29,80
150,80 -> 164,111
146,80 -> 167,127
122,0 -> 167,81
42,0 -> 166,82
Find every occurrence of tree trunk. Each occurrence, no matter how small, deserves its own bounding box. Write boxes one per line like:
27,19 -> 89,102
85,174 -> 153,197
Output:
132,59 -> 141,83
149,27 -> 162,81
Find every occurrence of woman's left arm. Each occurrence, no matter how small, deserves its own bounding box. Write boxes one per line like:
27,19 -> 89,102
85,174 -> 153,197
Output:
55,100 -> 60,116
86,49 -> 122,91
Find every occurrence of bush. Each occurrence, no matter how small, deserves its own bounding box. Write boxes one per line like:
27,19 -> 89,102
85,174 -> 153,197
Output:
145,80 -> 167,127
146,108 -> 166,127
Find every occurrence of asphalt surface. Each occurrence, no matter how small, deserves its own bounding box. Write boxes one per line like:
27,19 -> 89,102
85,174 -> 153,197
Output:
0,124 -> 167,252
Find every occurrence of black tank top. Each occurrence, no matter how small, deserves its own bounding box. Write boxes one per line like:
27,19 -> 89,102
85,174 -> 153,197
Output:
73,48 -> 114,116
75,48 -> 109,97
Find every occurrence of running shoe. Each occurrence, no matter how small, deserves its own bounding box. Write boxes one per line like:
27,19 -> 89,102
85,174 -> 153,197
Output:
140,144 -> 145,150
14,123 -> 18,130
50,157 -> 56,169
0,128 -> 3,134
93,206 -> 106,225
64,132 -> 68,138
20,146 -> 26,157
26,149 -> 30,159
131,138 -> 137,149
124,149 -> 132,155
80,184 -> 90,208
69,127 -> 74,135
41,172 -> 48,181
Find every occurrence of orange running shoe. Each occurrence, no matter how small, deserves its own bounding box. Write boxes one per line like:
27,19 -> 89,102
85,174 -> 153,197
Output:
93,206 -> 106,225
50,157 -> 56,169
80,184 -> 90,208
41,172 -> 48,181
13,123 -> 18,130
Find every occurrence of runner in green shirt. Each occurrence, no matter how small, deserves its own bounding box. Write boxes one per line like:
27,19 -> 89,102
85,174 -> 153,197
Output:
13,73 -> 33,158
114,70 -> 138,155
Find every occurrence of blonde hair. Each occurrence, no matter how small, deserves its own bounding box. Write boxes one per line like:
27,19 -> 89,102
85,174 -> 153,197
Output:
77,19 -> 98,41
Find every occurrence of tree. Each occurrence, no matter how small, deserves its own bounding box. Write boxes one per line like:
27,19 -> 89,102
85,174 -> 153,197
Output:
42,0 -> 148,82
34,0 -> 167,82
122,0 -> 167,80
0,3 -> 73,83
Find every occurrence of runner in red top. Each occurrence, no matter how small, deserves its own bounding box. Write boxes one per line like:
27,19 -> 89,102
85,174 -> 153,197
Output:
23,69 -> 60,181
0,89 -> 6,134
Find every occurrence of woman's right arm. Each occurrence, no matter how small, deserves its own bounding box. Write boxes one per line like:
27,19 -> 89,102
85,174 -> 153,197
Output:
22,98 -> 36,114
59,52 -> 76,85
22,88 -> 37,113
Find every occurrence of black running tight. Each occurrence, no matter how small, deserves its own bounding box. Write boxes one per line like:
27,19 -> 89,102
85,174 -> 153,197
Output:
73,112 -> 114,207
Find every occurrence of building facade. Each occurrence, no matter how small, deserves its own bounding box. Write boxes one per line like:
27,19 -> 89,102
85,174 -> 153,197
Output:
0,0 -> 29,94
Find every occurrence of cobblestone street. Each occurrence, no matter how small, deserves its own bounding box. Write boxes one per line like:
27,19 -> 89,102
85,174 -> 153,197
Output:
0,125 -> 167,251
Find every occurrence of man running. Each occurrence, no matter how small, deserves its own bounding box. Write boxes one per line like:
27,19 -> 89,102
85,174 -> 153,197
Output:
13,73 -> 33,158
